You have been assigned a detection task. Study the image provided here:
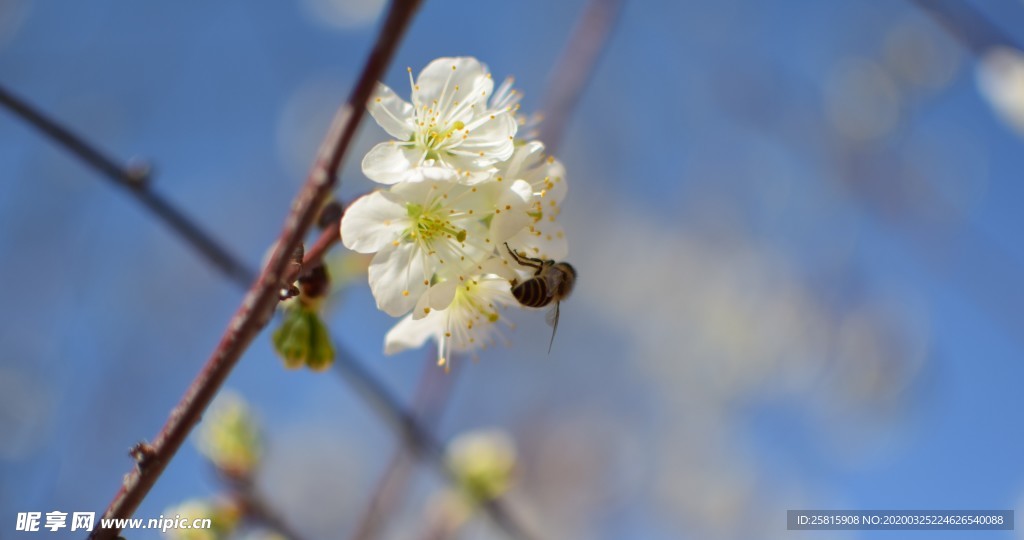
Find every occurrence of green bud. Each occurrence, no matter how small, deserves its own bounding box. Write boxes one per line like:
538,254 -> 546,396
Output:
446,429 -> 517,505
305,309 -> 336,372
272,305 -> 335,372
196,391 -> 262,479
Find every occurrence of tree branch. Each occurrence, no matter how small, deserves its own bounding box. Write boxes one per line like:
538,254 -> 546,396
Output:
330,345 -> 538,540
0,85 -> 256,287
908,0 -> 1024,55
236,481 -> 309,540
304,218 -> 341,273
86,1 -> 423,538
347,353 -> 460,540
538,0 -> 626,154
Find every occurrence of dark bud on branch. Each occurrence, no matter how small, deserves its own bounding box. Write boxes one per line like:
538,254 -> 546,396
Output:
317,199 -> 345,230
129,441 -> 158,472
298,263 -> 330,301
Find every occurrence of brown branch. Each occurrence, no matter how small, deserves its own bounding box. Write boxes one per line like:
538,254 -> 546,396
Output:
303,218 -> 341,272
0,85 -> 256,287
86,1 -> 424,538
538,0 -> 626,154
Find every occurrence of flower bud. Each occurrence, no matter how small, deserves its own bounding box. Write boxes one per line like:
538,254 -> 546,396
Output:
272,305 -> 335,371
317,199 -> 344,230
196,391 -> 262,480
446,429 -> 517,504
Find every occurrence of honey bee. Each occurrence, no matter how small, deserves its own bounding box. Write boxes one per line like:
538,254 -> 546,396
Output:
504,242 -> 577,352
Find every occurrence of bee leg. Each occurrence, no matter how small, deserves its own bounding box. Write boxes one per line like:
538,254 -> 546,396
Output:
505,242 -> 552,276
504,242 -> 544,271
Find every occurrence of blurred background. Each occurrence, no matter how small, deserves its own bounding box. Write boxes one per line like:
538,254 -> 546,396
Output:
2,0 -> 1024,538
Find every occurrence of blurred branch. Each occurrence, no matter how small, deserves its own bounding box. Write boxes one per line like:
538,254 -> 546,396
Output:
235,481 -> 308,540
539,0 -> 625,153
348,353 -> 460,540
909,0 -> 1024,55
0,85 -> 256,287
331,345 -> 538,540
86,1 -> 424,538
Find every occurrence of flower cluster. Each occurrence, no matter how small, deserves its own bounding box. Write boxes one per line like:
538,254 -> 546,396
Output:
341,57 -> 569,367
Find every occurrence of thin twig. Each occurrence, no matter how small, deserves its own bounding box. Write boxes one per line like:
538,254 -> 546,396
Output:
331,345 -> 538,540
908,0 -> 1024,55
86,1 -> 423,538
237,484 -> 308,540
538,0 -> 626,154
304,218 -> 341,273
0,85 -> 256,287
348,353 -> 460,540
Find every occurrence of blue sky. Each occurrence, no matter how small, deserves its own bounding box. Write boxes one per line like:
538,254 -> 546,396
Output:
3,1 -> 1024,539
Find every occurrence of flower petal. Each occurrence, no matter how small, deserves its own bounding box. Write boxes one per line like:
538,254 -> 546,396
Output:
362,143 -> 460,184
402,165 -> 460,183
384,312 -> 441,355
368,82 -> 415,140
368,242 -> 428,317
413,57 -> 493,111
412,280 -> 458,320
430,219 -> 491,279
501,141 -> 568,204
480,256 -> 517,281
537,155 -> 568,205
489,180 -> 533,243
500,140 -> 546,180
507,219 -> 568,262
362,142 -> 425,184
448,112 -> 517,167
340,191 -> 408,253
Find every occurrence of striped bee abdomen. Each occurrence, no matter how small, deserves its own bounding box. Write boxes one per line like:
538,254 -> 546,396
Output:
511,278 -> 550,307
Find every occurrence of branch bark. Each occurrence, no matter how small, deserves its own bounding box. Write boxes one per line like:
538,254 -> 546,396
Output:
86,1 -> 423,537
0,85 -> 256,287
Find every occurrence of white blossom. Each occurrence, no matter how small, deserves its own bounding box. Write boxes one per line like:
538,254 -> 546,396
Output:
496,141 -> 569,262
341,180 -> 530,316
362,57 -> 519,185
384,259 -> 517,368
342,56 -> 574,362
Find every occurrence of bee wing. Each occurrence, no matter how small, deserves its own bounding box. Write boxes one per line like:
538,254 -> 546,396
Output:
545,302 -> 561,353
543,268 -> 567,299
544,303 -> 559,326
